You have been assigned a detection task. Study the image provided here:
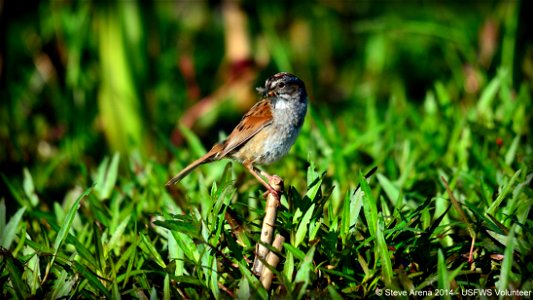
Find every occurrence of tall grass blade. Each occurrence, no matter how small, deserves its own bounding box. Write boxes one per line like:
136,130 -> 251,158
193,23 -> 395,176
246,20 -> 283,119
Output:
360,171 -> 378,237
94,153 -> 120,200
46,188 -> 91,281
437,249 -> 451,300
376,217 -> 393,287
497,225 -> 515,296
295,203 -> 315,247
295,246 -> 315,299
73,261 -> 111,298
0,207 -> 26,249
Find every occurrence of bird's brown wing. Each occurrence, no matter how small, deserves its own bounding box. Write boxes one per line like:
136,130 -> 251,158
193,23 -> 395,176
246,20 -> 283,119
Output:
219,99 -> 273,157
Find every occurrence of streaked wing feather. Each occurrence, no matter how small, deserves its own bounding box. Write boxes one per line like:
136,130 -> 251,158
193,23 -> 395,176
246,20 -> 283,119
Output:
220,100 -> 272,157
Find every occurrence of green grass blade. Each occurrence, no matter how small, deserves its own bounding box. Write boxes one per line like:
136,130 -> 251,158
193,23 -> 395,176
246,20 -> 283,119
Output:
22,168 -> 39,207
167,229 -> 184,276
360,171 -> 378,237
327,285 -> 344,300
112,279 -> 121,300
283,251 -> 295,290
237,275 -> 250,300
164,273 -> 170,300
140,233 -> 166,269
497,225 -> 515,295
238,261 -> 268,300
295,203 -> 315,247
437,249 -> 451,300
504,135 -> 520,166
0,206 -> 26,249
52,189 -> 90,251
93,222 -> 105,272
476,70 -> 503,123
340,191 -> 351,241
171,231 -> 200,263
0,198 -> 5,234
5,253 -> 29,299
107,215 -> 131,257
376,216 -> 393,287
209,255 -> 220,299
73,261 -> 112,298
284,243 -> 306,260
377,173 -> 402,206
488,169 -> 521,216
1,174 -> 25,207
50,269 -> 76,299
295,246 -> 315,299
48,188 -> 91,276
24,247 -> 41,294
350,188 -> 364,228
94,153 -> 120,200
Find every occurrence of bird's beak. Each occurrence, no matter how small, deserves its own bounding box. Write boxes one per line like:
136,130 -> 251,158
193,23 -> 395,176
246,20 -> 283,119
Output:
267,90 -> 276,97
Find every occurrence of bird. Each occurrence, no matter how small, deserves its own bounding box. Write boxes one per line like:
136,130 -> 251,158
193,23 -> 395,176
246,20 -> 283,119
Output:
166,72 -> 308,196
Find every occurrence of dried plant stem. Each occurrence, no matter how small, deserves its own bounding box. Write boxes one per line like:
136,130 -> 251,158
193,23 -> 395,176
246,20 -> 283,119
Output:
260,234 -> 285,290
252,175 -> 283,276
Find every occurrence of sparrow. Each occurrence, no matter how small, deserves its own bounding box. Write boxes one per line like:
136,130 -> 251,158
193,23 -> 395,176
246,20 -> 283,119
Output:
166,72 -> 308,195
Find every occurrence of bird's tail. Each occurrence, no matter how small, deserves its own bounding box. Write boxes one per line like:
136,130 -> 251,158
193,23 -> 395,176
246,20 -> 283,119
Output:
165,146 -> 220,186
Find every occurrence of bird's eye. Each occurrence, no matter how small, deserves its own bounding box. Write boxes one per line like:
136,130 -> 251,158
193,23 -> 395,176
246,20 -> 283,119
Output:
278,82 -> 285,89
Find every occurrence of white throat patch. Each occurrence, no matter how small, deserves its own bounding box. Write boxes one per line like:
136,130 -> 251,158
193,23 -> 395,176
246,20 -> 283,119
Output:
274,99 -> 290,110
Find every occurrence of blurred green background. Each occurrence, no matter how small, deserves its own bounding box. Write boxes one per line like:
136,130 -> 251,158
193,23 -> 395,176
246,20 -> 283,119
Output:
2,1 -> 530,203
